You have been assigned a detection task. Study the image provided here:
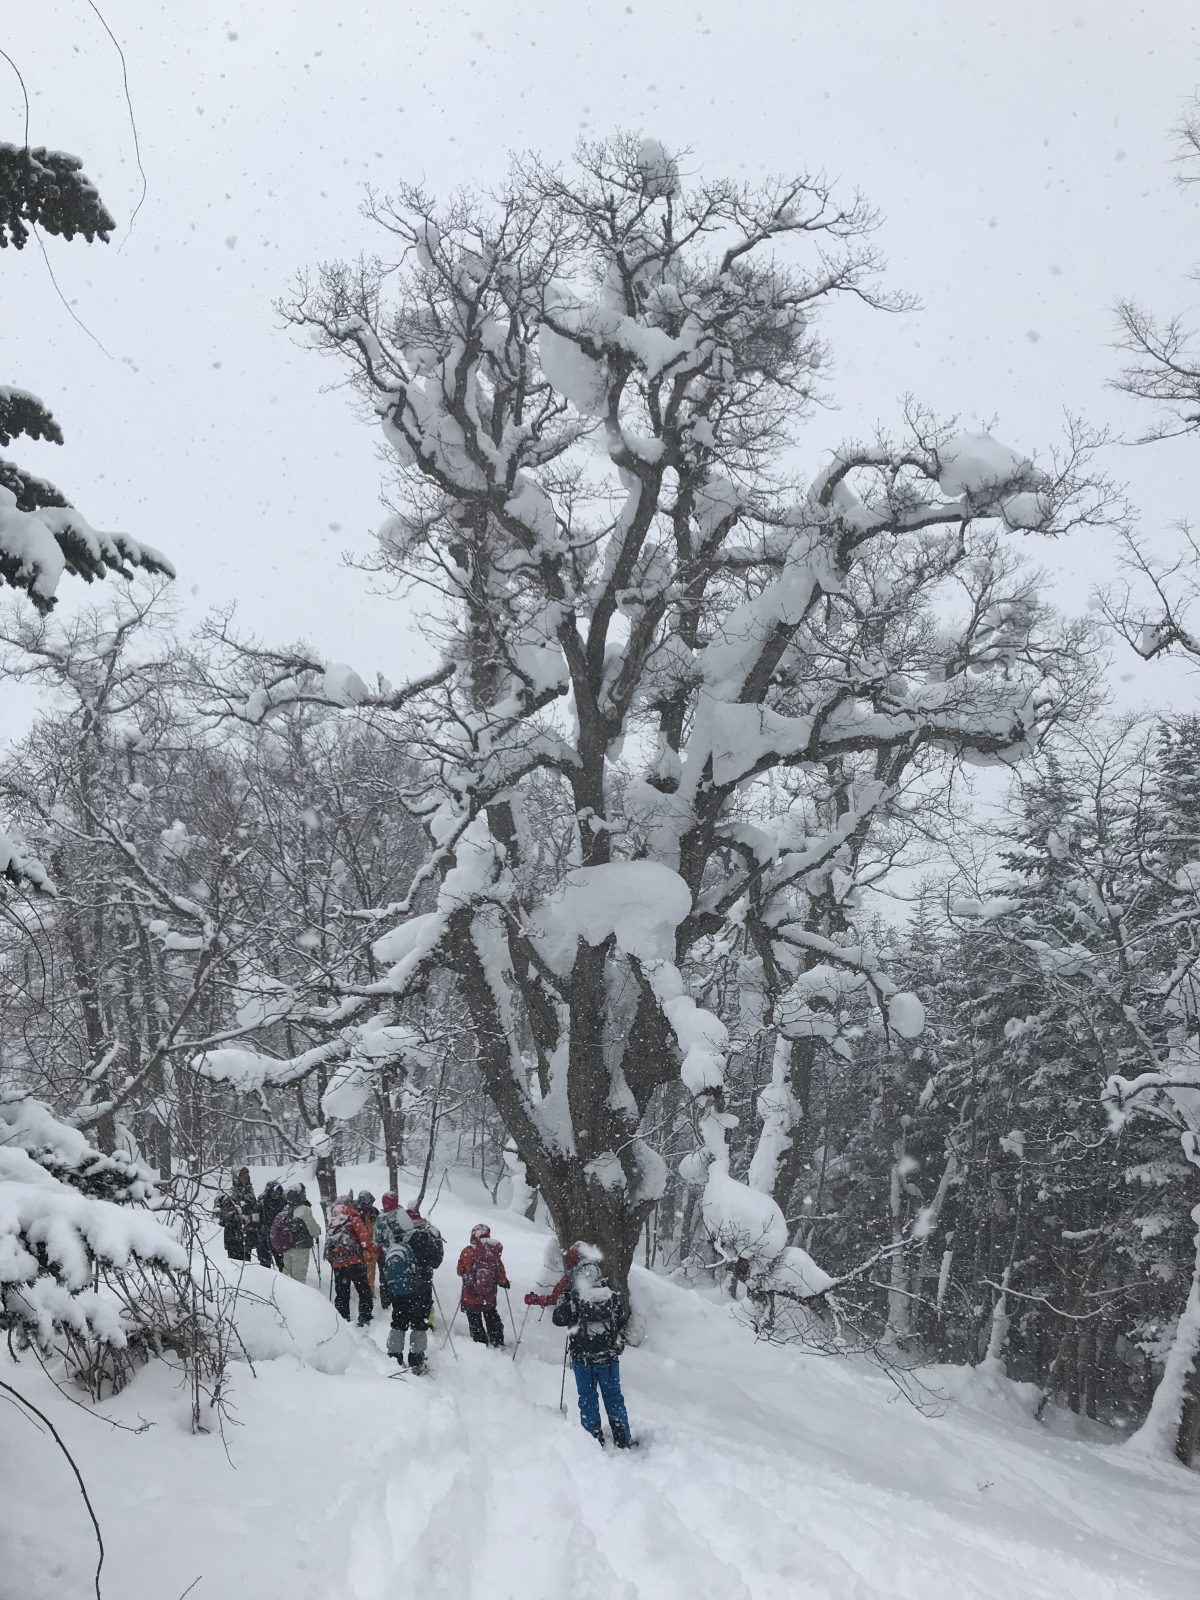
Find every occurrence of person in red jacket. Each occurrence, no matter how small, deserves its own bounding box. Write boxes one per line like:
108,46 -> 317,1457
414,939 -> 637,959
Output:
457,1223 -> 510,1348
524,1241 -> 580,1310
325,1193 -> 375,1326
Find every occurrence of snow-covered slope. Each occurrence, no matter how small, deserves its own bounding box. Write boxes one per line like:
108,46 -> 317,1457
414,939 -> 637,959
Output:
5,1166 -> 1198,1600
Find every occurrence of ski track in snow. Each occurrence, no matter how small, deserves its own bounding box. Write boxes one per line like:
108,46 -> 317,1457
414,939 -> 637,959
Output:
5,1165 -> 1199,1600
331,1170 -> 1199,1600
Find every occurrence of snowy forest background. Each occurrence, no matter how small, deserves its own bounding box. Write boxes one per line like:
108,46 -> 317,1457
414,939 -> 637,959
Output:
5,6 -> 1200,1560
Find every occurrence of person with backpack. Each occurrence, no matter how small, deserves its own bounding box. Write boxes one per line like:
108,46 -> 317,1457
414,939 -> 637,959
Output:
374,1194 -> 444,1374
552,1243 -> 635,1448
325,1193 -> 376,1326
270,1184 -> 322,1282
257,1179 -> 287,1268
214,1167 -> 259,1262
457,1223 -> 511,1348
356,1191 -> 380,1297
523,1238 -> 568,1309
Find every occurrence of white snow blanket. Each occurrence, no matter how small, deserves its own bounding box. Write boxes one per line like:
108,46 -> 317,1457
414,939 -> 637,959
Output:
3,1165 -> 1198,1600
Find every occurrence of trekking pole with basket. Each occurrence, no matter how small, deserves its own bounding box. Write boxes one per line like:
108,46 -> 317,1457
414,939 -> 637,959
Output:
440,1297 -> 462,1351
509,1292 -> 531,1362
433,1284 -> 459,1362
502,1285 -> 520,1347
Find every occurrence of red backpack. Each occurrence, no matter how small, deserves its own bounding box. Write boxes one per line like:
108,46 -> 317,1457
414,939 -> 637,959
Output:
462,1239 -> 503,1303
324,1203 -> 364,1267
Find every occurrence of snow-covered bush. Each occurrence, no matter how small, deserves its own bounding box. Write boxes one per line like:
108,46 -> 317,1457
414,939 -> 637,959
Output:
0,1090 -> 186,1392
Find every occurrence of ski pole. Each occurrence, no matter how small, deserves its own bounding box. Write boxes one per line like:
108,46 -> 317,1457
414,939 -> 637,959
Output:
510,1294 -> 531,1362
433,1284 -> 459,1362
558,1337 -> 570,1414
502,1285 -> 519,1344
441,1297 -> 462,1351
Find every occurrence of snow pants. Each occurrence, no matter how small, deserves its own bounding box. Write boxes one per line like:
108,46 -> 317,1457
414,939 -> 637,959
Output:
572,1358 -> 631,1442
465,1306 -> 505,1348
282,1247 -> 310,1283
388,1293 -> 431,1367
333,1261 -> 374,1325
222,1225 -> 252,1263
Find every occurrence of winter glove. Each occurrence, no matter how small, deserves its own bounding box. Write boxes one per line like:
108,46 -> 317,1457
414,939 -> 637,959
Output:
524,1292 -> 549,1307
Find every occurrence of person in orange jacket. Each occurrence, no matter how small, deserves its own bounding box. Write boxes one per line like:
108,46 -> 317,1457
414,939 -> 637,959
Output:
325,1193 -> 375,1326
457,1223 -> 510,1348
356,1191 -> 380,1295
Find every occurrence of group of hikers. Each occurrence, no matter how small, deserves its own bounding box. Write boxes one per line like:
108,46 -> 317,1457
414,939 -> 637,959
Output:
214,1169 -> 322,1276
214,1172 -> 636,1447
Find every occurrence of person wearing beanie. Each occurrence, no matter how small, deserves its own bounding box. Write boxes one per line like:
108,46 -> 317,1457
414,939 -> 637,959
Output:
356,1191 -> 380,1296
374,1193 -> 444,1373
270,1183 -> 322,1282
324,1192 -> 375,1326
552,1243 -> 635,1448
456,1223 -> 511,1348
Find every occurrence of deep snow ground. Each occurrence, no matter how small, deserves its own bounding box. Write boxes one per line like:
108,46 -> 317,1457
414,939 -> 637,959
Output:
4,1164 -> 1199,1600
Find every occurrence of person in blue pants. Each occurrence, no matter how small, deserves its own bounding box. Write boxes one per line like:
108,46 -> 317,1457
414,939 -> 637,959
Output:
552,1243 -> 635,1448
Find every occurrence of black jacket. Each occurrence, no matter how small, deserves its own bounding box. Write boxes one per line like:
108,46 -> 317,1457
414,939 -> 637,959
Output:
259,1184 -> 287,1242
552,1280 -> 628,1366
409,1222 -> 445,1283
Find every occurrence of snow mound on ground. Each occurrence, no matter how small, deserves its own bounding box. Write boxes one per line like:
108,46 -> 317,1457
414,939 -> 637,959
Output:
219,1261 -> 361,1375
9,1161 -> 1200,1600
924,1358 -> 1044,1421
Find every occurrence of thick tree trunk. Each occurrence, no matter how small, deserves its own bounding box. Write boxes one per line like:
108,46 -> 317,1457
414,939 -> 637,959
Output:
1127,1202 -> 1200,1461
377,1062 -> 405,1193
1175,1355 -> 1200,1466
767,1038 -> 816,1213
315,1152 -> 338,1214
542,1173 -> 644,1300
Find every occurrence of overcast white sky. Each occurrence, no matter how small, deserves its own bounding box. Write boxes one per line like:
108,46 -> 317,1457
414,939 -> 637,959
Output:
3,0 -> 1199,726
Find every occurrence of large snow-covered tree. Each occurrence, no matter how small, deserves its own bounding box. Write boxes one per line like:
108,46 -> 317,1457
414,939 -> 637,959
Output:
216,137 -> 1105,1293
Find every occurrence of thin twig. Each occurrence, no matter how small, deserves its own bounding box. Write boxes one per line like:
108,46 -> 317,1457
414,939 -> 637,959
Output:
0,1380 -> 105,1599
0,46 -> 31,149
31,224 -> 113,357
84,0 -> 147,244
978,1278 -> 1111,1323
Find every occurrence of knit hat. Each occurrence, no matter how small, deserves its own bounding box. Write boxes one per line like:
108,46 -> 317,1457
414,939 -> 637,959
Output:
381,1192 -> 399,1213
470,1223 -> 491,1242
